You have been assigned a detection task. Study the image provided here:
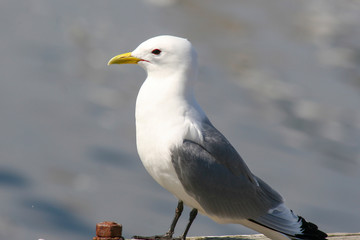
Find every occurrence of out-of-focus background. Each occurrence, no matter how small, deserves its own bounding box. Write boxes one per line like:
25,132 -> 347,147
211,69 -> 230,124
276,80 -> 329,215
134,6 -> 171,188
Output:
1,1 -> 359,239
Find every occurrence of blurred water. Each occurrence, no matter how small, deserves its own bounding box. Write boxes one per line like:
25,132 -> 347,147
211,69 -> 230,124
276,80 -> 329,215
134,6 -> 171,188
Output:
0,1 -> 359,240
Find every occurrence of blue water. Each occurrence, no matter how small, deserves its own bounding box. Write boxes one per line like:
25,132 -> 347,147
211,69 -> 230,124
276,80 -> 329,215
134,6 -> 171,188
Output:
0,1 -> 359,240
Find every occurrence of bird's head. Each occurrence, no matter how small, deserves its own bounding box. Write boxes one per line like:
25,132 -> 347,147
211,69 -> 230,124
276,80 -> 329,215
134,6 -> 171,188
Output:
108,35 -> 198,79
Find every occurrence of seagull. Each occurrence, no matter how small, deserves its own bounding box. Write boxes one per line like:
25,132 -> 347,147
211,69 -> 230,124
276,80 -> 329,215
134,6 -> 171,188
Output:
108,35 -> 327,240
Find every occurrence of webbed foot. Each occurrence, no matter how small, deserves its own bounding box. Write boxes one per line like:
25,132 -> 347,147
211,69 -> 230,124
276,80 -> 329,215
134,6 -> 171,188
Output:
132,233 -> 174,240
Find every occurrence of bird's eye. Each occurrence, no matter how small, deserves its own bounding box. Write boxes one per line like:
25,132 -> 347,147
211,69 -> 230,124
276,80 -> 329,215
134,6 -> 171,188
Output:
151,49 -> 161,55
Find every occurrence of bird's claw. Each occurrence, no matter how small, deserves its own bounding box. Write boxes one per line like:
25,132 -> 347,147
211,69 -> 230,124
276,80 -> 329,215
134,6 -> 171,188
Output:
132,234 -> 185,240
132,235 -> 171,240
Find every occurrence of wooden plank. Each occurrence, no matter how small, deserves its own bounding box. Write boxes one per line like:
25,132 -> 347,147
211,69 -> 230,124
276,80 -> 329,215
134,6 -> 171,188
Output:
188,233 -> 360,240
93,223 -> 359,240
327,233 -> 360,240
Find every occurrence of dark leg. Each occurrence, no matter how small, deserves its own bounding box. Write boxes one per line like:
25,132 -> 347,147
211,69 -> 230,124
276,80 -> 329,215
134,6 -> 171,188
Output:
179,208 -> 198,240
133,201 -> 184,240
165,201 -> 184,237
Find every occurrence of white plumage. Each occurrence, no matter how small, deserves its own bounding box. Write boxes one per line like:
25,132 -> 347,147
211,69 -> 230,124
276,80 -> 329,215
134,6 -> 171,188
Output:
108,35 -> 327,240
134,36 -> 206,212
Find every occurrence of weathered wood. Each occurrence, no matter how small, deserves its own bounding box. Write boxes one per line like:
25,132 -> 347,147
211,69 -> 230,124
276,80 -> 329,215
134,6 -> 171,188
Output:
94,222 -> 359,240
188,233 -> 360,240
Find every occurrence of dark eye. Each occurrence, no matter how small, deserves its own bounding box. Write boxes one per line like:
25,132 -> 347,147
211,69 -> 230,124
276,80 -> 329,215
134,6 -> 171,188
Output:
151,49 -> 161,55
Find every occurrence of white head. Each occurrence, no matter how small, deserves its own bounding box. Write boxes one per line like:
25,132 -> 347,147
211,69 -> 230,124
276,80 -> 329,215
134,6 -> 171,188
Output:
108,35 -> 198,80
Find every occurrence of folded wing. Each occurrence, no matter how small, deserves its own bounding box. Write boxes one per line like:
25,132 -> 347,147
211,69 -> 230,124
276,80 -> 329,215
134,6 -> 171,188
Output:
171,120 -> 283,219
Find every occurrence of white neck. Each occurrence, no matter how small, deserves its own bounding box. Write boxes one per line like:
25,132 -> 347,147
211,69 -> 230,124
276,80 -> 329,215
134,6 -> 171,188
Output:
135,68 -> 205,156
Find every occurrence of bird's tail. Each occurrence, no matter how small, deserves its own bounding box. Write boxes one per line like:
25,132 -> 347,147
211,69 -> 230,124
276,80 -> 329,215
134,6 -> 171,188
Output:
239,204 -> 327,240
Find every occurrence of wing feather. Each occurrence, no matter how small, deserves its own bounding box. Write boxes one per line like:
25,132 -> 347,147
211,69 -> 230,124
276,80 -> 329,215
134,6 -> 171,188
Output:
171,121 -> 283,219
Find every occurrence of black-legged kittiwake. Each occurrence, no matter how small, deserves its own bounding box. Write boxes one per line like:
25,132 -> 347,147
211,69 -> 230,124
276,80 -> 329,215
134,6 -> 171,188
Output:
108,35 -> 327,240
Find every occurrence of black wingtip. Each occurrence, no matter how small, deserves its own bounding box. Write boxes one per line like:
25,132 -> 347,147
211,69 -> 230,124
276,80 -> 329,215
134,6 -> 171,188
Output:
295,216 -> 328,240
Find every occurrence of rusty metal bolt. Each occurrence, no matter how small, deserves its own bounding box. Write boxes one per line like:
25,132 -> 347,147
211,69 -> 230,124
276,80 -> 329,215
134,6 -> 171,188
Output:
93,221 -> 123,240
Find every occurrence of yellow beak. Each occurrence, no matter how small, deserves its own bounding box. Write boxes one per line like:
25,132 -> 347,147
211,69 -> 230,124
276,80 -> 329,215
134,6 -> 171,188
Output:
107,52 -> 141,65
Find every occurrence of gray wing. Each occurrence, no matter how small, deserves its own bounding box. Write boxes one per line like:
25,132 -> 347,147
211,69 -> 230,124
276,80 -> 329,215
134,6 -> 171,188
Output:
171,120 -> 283,219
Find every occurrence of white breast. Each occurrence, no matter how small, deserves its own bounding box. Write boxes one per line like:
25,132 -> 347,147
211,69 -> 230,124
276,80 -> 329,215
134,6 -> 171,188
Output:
134,76 -> 205,211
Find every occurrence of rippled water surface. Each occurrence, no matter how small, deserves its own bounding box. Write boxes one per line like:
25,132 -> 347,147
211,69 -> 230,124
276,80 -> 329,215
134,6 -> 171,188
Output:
1,1 -> 359,240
